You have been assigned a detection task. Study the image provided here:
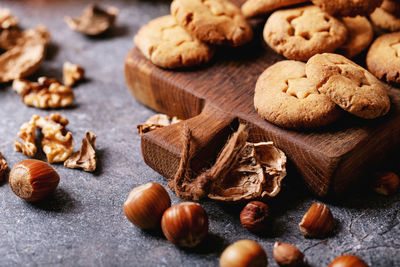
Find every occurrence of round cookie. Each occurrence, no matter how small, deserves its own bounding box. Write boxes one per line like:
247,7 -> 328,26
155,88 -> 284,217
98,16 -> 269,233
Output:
241,0 -> 308,18
171,0 -> 253,47
306,53 -> 390,119
337,16 -> 373,59
263,6 -> 348,61
367,32 -> 400,84
134,15 -> 215,69
370,7 -> 400,32
254,60 -> 341,129
381,0 -> 400,17
311,0 -> 383,17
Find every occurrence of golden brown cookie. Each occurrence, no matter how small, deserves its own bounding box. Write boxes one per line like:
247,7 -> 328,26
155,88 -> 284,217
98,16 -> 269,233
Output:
306,53 -> 390,119
134,15 -> 215,69
311,0 -> 382,17
241,0 -> 309,18
254,60 -> 341,129
263,6 -> 348,61
171,0 -> 253,47
381,0 -> 400,17
337,16 -> 373,59
367,32 -> 400,84
370,7 -> 400,32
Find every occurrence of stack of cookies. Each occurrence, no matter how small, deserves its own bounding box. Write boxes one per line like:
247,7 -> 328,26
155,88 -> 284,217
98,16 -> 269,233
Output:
133,0 -> 253,69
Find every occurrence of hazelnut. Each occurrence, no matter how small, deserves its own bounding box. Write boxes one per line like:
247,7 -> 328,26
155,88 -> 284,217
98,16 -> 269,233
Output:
299,202 -> 335,238
240,201 -> 269,233
373,172 -> 399,196
9,159 -> 60,202
123,182 -> 171,230
161,202 -> 208,247
273,242 -> 304,267
329,255 -> 369,267
220,239 -> 268,267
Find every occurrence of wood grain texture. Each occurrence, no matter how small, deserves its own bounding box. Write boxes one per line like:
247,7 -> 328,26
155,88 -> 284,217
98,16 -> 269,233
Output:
125,7 -> 400,197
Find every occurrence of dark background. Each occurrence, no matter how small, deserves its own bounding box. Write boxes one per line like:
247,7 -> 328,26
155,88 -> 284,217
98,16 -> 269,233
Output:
0,0 -> 399,266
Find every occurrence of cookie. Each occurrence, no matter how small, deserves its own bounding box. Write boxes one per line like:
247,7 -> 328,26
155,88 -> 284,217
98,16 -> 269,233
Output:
381,0 -> 400,17
134,15 -> 215,69
254,60 -> 341,129
306,53 -> 390,119
370,7 -> 400,32
171,0 -> 253,47
337,16 -> 373,59
311,0 -> 382,17
367,32 -> 400,84
263,6 -> 348,61
241,0 -> 308,18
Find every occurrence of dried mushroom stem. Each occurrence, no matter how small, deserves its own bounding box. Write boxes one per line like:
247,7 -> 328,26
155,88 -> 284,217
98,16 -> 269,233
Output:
64,131 -> 97,172
0,152 -> 8,182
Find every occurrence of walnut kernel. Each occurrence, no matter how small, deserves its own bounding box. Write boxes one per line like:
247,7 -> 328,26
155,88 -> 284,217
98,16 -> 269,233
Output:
137,114 -> 181,135
63,61 -> 85,87
0,152 -> 8,182
14,115 -> 40,157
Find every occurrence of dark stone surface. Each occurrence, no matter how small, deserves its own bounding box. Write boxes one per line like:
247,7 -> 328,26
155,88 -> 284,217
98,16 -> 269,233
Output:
0,0 -> 399,266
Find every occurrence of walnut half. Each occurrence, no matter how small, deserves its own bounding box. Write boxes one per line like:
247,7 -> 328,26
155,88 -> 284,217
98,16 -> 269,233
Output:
0,152 -> 8,182
13,77 -> 74,109
64,131 -> 97,172
14,115 -> 40,157
63,62 -> 85,87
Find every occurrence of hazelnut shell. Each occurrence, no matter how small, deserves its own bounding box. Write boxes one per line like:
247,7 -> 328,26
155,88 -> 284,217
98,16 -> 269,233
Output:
220,239 -> 268,267
299,202 -> 335,238
329,254 -> 369,267
240,201 -> 269,233
273,242 -> 304,267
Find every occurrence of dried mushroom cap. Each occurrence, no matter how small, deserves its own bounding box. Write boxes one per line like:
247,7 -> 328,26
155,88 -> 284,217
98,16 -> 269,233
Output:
0,152 -> 8,182
12,77 -> 74,109
36,113 -> 74,163
63,61 -> 85,87
64,131 -> 97,172
14,115 -> 40,157
208,141 -> 287,202
137,114 -> 182,135
0,25 -> 50,83
65,4 -> 118,36
0,8 -> 18,29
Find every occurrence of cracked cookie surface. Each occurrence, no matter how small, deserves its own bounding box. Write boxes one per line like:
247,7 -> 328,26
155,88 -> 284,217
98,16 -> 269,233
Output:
263,6 -> 347,61
254,60 -> 341,129
370,7 -> 400,32
337,16 -> 373,59
311,0 -> 382,17
134,15 -> 215,69
241,0 -> 309,18
306,53 -> 390,119
171,0 -> 253,46
367,32 -> 400,84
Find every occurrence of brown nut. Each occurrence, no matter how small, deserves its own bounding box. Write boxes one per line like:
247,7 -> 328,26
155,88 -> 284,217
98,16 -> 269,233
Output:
161,202 -> 208,247
0,152 -> 8,182
373,172 -> 399,196
329,254 -> 369,267
273,242 -> 304,267
123,182 -> 171,230
299,202 -> 335,238
9,159 -> 60,202
240,201 -> 269,233
220,239 -> 268,267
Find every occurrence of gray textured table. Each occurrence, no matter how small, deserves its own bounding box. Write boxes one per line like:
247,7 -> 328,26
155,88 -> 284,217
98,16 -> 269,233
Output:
0,0 -> 399,266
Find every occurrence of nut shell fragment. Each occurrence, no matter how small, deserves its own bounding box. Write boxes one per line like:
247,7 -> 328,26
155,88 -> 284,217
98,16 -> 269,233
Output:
64,131 -> 97,172
65,4 -> 118,36
137,114 -> 181,135
0,152 -> 8,182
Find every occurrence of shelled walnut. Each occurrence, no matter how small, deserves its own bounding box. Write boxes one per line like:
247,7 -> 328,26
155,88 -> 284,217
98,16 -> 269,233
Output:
13,77 -> 74,109
14,115 -> 40,157
63,62 -> 85,87
36,114 -> 74,163
137,114 -> 182,135
0,152 -> 8,182
64,131 -> 97,172
65,4 -> 118,36
0,8 -> 18,29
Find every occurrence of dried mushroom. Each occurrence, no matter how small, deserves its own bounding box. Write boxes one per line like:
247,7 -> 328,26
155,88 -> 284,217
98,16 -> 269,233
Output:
0,25 -> 50,83
36,114 -> 74,163
0,152 -> 8,182
63,61 -> 85,87
137,114 -> 182,135
64,131 -> 97,172
0,8 -> 18,29
65,4 -> 118,36
12,77 -> 74,109
14,115 -> 40,157
170,124 -> 287,202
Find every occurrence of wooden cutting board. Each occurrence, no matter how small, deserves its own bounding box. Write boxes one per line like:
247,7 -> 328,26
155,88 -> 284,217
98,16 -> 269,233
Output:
124,5 -> 400,198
